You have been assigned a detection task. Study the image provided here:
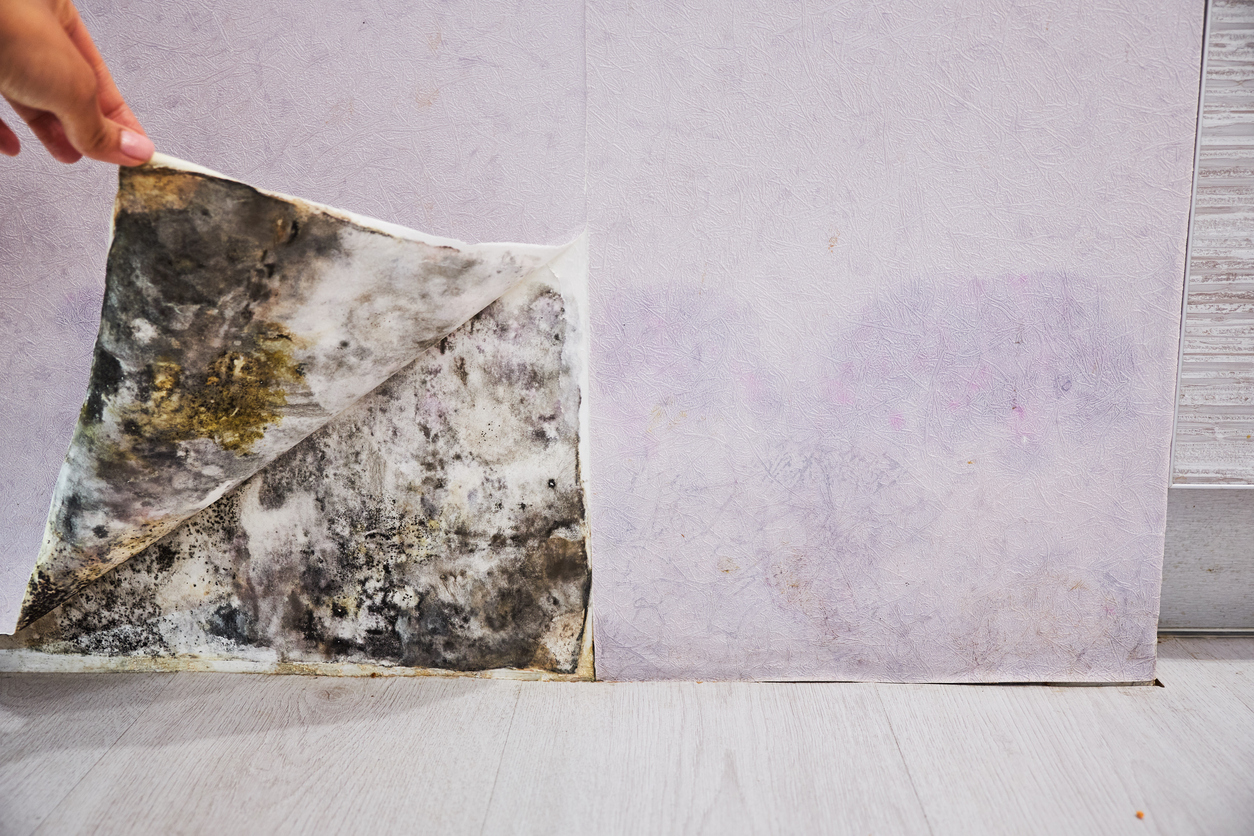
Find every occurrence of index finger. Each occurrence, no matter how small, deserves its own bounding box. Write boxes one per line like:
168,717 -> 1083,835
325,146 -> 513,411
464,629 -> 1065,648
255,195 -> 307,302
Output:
57,0 -> 144,135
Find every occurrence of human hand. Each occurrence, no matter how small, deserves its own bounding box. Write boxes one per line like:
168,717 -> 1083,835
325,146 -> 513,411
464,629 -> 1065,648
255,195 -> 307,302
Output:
0,0 -> 153,165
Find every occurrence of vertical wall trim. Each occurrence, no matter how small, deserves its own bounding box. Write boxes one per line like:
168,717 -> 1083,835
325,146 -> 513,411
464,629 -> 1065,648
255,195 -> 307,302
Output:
1169,0 -> 1213,484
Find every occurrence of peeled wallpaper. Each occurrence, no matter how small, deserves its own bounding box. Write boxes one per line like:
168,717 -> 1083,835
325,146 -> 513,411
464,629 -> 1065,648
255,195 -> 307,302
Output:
12,157 -> 592,675
0,0 -> 586,632
20,156 -> 565,628
2,0 -> 1206,683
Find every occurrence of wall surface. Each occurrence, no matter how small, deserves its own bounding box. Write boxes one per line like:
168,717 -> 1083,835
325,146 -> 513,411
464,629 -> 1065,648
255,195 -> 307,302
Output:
1,1 -> 1217,677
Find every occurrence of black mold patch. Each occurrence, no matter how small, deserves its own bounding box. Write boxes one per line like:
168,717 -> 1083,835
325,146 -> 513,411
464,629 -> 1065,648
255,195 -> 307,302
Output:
205,604 -> 253,645
81,347 -> 123,424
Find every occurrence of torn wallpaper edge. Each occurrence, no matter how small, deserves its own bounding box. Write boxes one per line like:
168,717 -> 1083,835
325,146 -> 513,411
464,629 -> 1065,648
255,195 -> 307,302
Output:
141,153 -> 562,254
549,230 -> 594,678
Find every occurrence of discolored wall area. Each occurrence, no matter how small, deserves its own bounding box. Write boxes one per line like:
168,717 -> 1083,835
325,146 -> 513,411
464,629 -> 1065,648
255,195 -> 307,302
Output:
18,161 -> 563,632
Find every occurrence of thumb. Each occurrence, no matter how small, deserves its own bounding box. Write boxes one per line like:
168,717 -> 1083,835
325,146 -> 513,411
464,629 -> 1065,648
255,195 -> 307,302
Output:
57,98 -> 153,165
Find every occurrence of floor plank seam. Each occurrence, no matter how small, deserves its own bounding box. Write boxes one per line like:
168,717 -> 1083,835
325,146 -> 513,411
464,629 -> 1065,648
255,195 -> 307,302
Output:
27,672 -> 180,836
478,685 -> 524,836
875,686 -> 937,836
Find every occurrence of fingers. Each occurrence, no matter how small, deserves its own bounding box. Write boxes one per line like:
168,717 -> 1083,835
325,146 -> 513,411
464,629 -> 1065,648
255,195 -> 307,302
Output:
37,2 -> 152,166
6,96 -> 81,162
0,0 -> 153,166
57,1 -> 145,136
55,99 -> 153,166
0,116 -> 19,156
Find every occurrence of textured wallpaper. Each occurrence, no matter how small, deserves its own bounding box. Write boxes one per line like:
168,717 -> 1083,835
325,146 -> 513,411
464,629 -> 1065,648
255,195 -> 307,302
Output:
0,0 -> 586,631
585,0 -> 1205,681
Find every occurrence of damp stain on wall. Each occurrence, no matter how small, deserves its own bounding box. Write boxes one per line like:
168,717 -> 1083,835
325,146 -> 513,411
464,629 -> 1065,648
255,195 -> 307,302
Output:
592,271 -> 1170,681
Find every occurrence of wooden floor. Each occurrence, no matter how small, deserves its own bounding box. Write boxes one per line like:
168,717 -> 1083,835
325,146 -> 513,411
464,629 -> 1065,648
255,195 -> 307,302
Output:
0,637 -> 1250,836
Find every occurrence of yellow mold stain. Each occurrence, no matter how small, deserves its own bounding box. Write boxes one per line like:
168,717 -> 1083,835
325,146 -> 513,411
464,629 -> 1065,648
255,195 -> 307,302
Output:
124,324 -> 306,454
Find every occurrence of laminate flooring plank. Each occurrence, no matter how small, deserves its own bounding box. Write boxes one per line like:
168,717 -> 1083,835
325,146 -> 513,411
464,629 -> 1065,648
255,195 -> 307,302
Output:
1155,635 -> 1254,691
1075,639 -> 1254,836
880,640 -> 1254,836
481,681 -> 928,836
12,638 -> 1254,835
879,682 -> 1171,836
1156,636 -> 1254,715
34,673 -> 522,836
0,672 -> 173,836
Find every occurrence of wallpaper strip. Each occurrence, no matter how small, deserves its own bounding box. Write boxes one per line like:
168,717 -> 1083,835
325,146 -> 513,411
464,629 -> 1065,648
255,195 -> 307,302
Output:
585,0 -> 1205,682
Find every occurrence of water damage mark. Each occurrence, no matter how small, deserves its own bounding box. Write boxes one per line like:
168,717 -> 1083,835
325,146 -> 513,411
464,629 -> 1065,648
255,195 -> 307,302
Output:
592,271 -> 1168,681
119,323 -> 306,454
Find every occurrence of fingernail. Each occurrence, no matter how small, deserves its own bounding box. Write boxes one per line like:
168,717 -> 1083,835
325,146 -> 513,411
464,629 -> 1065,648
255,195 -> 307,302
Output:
120,129 -> 155,161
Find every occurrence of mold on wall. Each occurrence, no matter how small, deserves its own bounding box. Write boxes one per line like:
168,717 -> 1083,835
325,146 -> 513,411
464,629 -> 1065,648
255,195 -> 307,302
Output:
14,271 -> 591,676
5,156 -> 592,676
14,254 -> 592,675
18,157 -> 563,630
0,0 -> 589,633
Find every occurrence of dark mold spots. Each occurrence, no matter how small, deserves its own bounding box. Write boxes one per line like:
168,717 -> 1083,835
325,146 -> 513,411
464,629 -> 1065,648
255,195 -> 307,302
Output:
205,604 -> 252,645
255,452 -> 320,511
535,537 -> 588,585
33,161 -> 573,633
246,280 -> 589,672
54,492 -> 84,542
152,542 -> 179,573
40,263 -> 590,673
41,163 -> 355,564
81,347 -> 123,424
37,557 -> 169,655
18,570 -> 64,632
